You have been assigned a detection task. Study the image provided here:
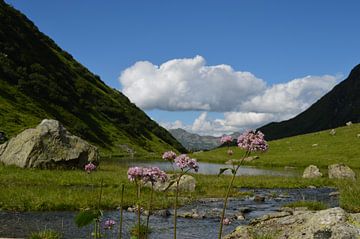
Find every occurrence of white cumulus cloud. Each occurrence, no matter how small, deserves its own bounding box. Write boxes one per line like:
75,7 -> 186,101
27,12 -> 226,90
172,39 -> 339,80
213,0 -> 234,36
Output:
120,56 -> 341,135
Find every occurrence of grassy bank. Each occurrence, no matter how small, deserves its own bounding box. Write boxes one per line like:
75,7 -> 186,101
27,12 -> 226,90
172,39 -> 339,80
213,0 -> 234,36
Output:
1,159 -> 358,212
192,123 -> 360,169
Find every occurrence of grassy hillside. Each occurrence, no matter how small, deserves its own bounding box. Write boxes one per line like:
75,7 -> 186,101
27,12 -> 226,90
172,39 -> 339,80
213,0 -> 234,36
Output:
192,123 -> 360,169
259,64 -> 360,140
0,1 -> 186,157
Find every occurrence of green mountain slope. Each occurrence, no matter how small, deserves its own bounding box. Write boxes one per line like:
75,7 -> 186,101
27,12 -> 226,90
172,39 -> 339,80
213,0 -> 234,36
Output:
192,123 -> 360,169
258,64 -> 360,140
0,1 -> 186,157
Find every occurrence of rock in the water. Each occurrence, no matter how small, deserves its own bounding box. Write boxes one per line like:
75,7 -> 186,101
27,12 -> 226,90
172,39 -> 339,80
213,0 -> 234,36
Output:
328,164 -> 356,180
224,207 -> 360,239
0,119 -> 99,169
254,195 -> 265,202
302,165 -> 323,178
144,174 -> 196,192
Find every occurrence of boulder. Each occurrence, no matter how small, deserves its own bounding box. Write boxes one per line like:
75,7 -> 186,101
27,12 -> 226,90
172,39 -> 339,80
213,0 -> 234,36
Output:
328,164 -> 356,180
0,119 -> 99,169
302,165 -> 323,178
144,174 -> 196,192
224,207 -> 360,239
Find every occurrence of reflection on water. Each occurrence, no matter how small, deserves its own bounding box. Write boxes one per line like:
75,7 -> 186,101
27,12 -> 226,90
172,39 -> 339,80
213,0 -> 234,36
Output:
123,160 -> 298,177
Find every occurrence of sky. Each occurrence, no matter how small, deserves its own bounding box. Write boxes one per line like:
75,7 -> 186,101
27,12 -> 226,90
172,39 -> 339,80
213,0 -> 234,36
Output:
5,0 -> 360,136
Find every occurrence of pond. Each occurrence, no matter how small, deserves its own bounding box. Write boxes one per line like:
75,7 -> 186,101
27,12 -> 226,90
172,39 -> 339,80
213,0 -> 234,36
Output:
122,160 -> 299,177
0,187 -> 338,239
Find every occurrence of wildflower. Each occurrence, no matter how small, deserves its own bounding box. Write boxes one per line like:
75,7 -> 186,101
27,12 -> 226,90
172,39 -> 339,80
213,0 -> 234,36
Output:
104,219 -> 116,230
162,151 -> 177,161
222,218 -> 231,225
142,167 -> 168,184
127,167 -> 144,182
237,130 -> 268,152
220,135 -> 233,144
84,162 -> 96,173
174,154 -> 199,172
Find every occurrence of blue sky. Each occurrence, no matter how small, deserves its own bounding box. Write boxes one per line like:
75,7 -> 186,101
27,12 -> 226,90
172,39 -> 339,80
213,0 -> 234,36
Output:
6,0 -> 360,136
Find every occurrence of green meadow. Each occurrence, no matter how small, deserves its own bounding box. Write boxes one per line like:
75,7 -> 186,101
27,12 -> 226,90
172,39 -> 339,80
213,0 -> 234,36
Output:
0,124 -> 360,213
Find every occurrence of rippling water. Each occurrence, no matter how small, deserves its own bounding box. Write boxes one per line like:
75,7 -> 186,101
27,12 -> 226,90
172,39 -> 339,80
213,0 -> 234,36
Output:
0,188 -> 338,238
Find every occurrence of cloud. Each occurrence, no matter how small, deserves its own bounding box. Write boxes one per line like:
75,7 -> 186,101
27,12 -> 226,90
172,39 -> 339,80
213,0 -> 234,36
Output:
120,56 -> 341,135
120,55 -> 266,111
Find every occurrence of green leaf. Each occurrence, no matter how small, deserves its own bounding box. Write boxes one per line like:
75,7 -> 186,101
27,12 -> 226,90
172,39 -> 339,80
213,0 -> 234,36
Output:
75,209 -> 102,227
218,167 -> 231,176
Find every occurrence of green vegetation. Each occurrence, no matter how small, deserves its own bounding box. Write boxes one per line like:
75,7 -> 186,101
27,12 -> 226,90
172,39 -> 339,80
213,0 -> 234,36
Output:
192,123 -> 360,169
0,0 -> 185,157
283,201 -> 328,211
29,230 -> 63,239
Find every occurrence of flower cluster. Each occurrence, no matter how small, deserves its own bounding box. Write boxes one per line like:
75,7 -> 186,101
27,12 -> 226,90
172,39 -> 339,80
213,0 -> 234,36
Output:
84,162 -> 96,173
127,166 -> 167,184
237,130 -> 268,152
162,151 -> 177,161
142,167 -> 168,184
127,166 -> 144,182
220,135 -> 233,144
174,154 -> 199,172
104,219 -> 116,230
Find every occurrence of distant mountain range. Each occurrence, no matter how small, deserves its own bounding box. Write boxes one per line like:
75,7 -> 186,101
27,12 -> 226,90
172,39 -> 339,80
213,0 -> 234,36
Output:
169,128 -> 240,151
0,1 -> 186,156
259,64 -> 360,140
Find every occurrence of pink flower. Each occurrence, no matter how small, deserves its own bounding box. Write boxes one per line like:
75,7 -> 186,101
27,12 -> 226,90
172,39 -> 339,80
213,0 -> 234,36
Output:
220,135 -> 233,144
222,218 -> 231,225
142,167 -> 168,184
237,130 -> 268,152
174,154 -> 199,172
104,219 -> 116,230
127,167 -> 144,182
227,149 -> 233,156
162,151 -> 177,161
84,162 -> 96,173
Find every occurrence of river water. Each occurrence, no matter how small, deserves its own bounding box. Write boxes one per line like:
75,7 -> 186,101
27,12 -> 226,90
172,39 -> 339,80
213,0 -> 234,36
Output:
0,187 -> 338,239
124,161 -> 299,177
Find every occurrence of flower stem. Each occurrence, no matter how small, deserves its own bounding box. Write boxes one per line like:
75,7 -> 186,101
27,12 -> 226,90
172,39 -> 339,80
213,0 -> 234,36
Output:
145,185 -> 154,239
218,151 -> 250,239
137,182 -> 141,238
118,184 -> 125,239
174,176 -> 180,239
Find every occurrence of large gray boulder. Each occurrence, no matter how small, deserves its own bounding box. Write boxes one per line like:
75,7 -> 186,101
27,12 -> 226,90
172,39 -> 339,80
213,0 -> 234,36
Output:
144,174 -> 196,192
0,119 -> 99,169
224,207 -> 360,239
302,165 -> 322,178
328,164 -> 356,180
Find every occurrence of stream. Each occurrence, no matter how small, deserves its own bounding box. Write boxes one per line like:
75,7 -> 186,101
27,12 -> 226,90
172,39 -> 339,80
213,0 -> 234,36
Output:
0,187 -> 338,239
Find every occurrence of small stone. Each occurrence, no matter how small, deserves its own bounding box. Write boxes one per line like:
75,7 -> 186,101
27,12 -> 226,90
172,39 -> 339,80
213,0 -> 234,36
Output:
329,129 -> 336,135
346,121 -> 353,126
153,209 -> 171,217
329,191 -> 340,197
303,165 -> 322,179
236,214 -> 245,220
312,144 -> 318,147
307,185 -> 317,189
254,195 -> 265,202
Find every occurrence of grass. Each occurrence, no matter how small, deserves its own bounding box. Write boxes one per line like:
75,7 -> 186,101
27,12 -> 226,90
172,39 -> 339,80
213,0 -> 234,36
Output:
1,124 -> 360,213
191,123 -> 360,169
29,229 -> 63,239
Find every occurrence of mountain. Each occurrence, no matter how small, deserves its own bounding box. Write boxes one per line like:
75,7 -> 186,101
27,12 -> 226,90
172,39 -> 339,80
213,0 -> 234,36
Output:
169,128 -> 240,151
0,1 -> 186,157
258,64 -> 360,140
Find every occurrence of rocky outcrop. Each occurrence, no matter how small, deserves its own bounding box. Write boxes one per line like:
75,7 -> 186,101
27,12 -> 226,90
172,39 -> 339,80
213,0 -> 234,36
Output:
144,174 -> 196,192
328,164 -> 356,180
0,119 -> 99,169
302,165 -> 323,178
224,207 -> 360,239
